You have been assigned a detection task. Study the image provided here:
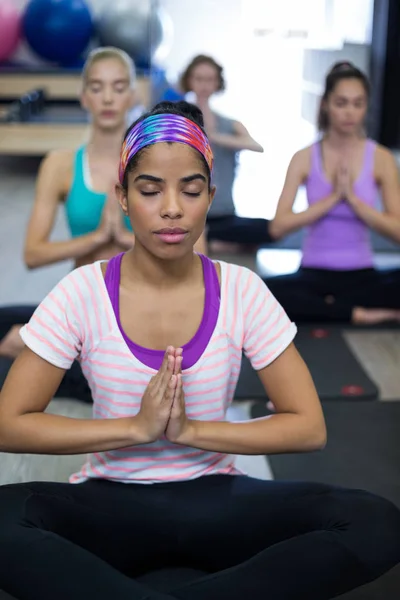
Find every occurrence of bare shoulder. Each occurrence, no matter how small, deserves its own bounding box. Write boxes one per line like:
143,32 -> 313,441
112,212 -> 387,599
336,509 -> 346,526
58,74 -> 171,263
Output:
288,145 -> 312,179
43,148 -> 74,173
375,143 -> 396,162
374,143 -> 399,177
36,149 -> 75,199
296,145 -> 313,164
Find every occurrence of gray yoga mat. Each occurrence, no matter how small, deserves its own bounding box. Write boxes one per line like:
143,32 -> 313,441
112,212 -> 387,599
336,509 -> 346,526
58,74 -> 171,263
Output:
235,326 -> 379,401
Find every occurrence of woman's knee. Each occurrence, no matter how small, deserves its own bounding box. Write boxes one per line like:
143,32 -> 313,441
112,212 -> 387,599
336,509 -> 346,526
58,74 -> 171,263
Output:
0,485 -> 36,564
330,488 -> 400,577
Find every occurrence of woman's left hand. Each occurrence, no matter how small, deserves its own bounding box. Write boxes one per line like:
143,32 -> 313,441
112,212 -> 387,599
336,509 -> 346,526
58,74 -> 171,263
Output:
165,352 -> 194,444
113,217 -> 135,248
336,163 -> 353,199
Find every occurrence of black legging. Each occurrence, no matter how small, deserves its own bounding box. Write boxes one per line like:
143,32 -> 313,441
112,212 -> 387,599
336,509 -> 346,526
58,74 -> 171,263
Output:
265,267 -> 400,322
0,475 -> 399,600
207,215 -> 272,246
0,305 -> 91,402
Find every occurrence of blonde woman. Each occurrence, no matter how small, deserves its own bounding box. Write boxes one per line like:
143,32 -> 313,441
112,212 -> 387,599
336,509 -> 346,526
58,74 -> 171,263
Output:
0,47 -> 137,394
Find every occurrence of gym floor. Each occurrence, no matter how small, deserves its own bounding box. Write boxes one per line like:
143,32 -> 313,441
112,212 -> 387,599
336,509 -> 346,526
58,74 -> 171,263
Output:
1,154 -> 400,485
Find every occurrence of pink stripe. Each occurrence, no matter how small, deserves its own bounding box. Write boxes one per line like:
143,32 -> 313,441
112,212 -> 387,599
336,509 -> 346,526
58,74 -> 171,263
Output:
222,263 -> 231,331
185,352 -> 241,376
69,276 -> 94,349
49,289 -> 80,342
93,390 -> 141,407
104,447 -> 216,463
250,322 -> 294,368
184,379 -> 228,398
84,458 -> 108,480
228,269 -> 240,339
243,281 -> 272,323
25,326 -> 72,362
247,311 -> 289,358
39,303 -> 75,342
145,455 -> 234,481
94,262 -> 113,331
193,338 -> 240,364
88,357 -> 152,373
92,378 -> 230,399
47,284 -> 80,340
244,298 -> 279,352
244,289 -> 275,331
189,406 -> 224,418
92,448 -> 229,475
81,268 -> 103,338
89,367 -> 150,386
73,455 -> 236,484
241,269 -> 253,298
31,313 -> 76,353
183,364 -> 233,387
93,382 -> 143,397
94,346 -> 139,360
92,401 -> 138,419
185,396 -> 229,408
244,286 -> 272,324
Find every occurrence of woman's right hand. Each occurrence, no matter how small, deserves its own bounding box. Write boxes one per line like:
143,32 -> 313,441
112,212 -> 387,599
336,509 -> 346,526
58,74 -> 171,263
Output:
134,347 -> 177,443
96,205 -> 114,244
96,187 -> 121,244
335,163 -> 352,200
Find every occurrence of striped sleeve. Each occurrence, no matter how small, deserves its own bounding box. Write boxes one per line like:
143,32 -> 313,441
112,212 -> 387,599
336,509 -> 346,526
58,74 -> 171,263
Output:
19,272 -> 84,370
241,269 -> 297,370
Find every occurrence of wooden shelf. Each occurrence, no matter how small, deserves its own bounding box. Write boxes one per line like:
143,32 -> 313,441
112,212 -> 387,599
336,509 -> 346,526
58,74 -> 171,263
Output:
0,72 -> 151,106
0,70 -> 152,156
0,123 -> 90,155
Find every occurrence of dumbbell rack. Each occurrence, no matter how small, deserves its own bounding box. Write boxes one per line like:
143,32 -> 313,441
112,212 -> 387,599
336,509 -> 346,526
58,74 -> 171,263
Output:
0,66 -> 151,156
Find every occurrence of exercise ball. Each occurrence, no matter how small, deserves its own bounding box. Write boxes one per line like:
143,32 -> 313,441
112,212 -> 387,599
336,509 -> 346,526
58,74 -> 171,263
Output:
0,1 -> 22,62
96,0 -> 173,70
23,0 -> 93,66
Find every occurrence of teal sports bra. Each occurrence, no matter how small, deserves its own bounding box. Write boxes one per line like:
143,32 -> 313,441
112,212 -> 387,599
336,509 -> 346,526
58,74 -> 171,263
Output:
65,146 -> 132,238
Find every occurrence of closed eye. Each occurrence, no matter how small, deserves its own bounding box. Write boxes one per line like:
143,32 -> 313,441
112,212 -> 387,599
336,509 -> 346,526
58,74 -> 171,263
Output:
140,191 -> 159,197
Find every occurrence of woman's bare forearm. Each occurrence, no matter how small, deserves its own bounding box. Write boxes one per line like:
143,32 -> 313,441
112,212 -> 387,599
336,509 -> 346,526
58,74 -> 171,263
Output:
209,132 -> 263,152
0,412 -> 148,455
24,232 -> 105,269
270,192 -> 340,239
180,413 -> 326,455
348,193 -> 400,243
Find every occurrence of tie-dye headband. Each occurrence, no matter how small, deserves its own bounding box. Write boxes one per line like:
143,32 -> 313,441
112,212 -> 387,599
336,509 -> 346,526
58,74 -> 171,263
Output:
119,113 -> 214,184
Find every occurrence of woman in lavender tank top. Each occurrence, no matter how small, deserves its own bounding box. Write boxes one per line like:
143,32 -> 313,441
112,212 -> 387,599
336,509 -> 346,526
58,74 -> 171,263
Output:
0,101 -> 399,600
267,62 -> 400,324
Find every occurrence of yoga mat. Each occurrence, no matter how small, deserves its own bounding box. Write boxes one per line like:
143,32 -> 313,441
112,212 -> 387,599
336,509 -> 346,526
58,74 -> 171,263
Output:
250,400 -> 400,599
235,326 -> 379,401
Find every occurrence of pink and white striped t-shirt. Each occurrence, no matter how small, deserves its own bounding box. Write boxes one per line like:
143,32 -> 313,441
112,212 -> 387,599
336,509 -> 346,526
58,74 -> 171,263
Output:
20,259 -> 296,485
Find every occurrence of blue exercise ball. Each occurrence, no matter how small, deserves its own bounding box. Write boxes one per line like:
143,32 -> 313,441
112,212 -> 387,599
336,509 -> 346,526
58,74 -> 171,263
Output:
23,0 -> 93,66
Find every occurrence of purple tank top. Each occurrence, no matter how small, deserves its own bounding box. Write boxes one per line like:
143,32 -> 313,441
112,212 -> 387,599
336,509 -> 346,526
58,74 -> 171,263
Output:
302,140 -> 378,270
104,253 -> 221,370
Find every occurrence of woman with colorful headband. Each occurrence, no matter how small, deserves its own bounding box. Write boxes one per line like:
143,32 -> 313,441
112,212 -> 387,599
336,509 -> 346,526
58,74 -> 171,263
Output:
0,100 -> 399,600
